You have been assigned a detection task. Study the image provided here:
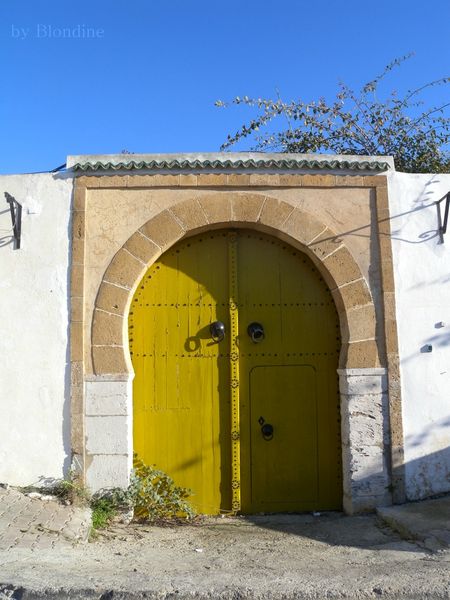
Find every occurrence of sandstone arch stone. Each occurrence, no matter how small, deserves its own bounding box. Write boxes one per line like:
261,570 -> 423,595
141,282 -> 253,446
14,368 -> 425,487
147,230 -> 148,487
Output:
91,194 -> 378,376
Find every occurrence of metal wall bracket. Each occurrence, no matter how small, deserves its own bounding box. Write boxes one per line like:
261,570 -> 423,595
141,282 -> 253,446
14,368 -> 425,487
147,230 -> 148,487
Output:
438,191 -> 450,240
5,192 -> 22,249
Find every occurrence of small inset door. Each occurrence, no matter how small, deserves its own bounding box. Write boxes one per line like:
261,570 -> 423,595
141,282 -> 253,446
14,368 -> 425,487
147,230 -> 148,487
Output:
250,365 -> 318,511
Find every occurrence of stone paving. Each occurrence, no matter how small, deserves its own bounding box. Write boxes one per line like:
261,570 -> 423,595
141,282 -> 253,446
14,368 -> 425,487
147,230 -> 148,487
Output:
0,486 -> 91,551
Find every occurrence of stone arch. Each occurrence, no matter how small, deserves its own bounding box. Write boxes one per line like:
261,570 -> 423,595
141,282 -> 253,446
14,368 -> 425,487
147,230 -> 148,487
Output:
91,193 -> 379,376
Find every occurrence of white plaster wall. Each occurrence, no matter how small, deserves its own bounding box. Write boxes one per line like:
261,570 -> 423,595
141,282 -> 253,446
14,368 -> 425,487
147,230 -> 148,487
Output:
0,172 -> 73,485
388,172 -> 450,500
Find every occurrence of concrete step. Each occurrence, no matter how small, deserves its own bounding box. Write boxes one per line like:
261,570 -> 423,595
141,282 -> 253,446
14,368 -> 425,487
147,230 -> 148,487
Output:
377,495 -> 450,551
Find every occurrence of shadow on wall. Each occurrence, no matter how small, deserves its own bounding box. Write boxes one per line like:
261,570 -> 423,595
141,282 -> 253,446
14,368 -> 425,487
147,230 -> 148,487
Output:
0,207 -> 14,248
399,326 -> 450,365
404,416 -> 450,501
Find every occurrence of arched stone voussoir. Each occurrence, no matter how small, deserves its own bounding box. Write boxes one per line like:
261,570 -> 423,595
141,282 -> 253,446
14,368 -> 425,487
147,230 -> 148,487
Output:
103,248 -> 146,291
279,207 -> 327,246
92,195 -> 377,375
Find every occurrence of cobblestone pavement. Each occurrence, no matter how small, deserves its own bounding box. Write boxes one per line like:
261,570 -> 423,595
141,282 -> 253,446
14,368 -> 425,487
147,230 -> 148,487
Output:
0,486 -> 91,551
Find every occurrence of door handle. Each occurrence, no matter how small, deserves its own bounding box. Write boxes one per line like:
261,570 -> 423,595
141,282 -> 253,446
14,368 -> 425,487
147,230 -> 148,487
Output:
210,321 -> 225,343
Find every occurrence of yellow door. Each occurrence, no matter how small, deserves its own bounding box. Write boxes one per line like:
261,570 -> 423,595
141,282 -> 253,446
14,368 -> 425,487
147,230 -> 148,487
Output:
129,230 -> 341,515
238,232 -> 342,512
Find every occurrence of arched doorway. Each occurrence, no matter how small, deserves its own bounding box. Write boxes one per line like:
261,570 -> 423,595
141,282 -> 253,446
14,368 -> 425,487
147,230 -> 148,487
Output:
129,229 -> 342,514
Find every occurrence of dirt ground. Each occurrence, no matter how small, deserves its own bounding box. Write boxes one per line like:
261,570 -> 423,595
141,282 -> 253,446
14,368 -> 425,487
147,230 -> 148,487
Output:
1,512 -> 450,599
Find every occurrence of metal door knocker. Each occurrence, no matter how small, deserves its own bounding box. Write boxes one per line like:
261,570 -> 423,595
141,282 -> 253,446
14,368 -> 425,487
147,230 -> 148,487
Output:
258,416 -> 274,441
248,322 -> 265,343
210,321 -> 225,343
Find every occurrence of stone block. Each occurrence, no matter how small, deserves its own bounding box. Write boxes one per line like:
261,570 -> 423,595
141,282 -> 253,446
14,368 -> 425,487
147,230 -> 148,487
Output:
86,454 -> 131,493
339,371 -> 388,396
351,473 -> 390,499
385,319 -> 399,354
346,340 -> 380,368
71,239 -> 85,265
227,174 -> 250,186
308,228 -> 343,260
85,380 -> 131,416
92,346 -> 128,376
197,173 -> 227,186
85,415 -> 131,454
70,296 -> 83,323
258,198 -> 294,229
179,174 -> 198,187
375,185 -> 389,209
362,175 -> 386,187
344,493 -> 389,514
72,211 -> 85,241
103,248 -> 145,290
124,231 -> 160,265
73,186 -> 86,211
348,444 -> 385,478
94,175 -> 128,188
198,195 -> 232,223
139,210 -> 184,249
334,175 -> 364,187
125,175 -> 155,187
140,174 -> 180,187
379,253 -> 395,294
300,174 -> 336,187
323,246 -> 362,288
231,194 -> 265,222
169,200 -> 209,231
346,415 -> 384,448
70,264 -> 84,297
71,361 -> 83,386
71,384 -> 83,416
281,209 -> 325,245
249,174 -> 280,186
71,412 -> 84,455
70,322 -> 83,362
343,304 -> 377,343
92,310 -> 124,346
278,174 -> 304,186
334,280 -> 372,311
76,176 -> 91,188
95,281 -> 130,316
383,292 -> 396,321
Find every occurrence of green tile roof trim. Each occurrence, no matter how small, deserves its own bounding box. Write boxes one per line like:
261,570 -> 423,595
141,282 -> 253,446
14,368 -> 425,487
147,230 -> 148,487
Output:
68,153 -> 393,172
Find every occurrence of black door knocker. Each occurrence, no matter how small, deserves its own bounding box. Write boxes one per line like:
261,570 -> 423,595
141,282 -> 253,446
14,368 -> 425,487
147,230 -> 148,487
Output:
258,416 -> 274,441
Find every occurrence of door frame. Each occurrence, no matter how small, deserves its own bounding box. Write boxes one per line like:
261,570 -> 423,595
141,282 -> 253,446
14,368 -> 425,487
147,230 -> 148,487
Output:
72,184 -> 399,513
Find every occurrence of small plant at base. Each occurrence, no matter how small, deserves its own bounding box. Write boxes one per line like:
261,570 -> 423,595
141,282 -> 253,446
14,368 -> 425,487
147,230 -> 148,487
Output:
90,497 -> 117,530
88,455 -> 196,528
51,477 -> 90,506
127,454 -> 196,522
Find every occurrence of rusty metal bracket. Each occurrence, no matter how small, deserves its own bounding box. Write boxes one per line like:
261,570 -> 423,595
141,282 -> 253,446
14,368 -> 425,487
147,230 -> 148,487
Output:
5,192 -> 22,249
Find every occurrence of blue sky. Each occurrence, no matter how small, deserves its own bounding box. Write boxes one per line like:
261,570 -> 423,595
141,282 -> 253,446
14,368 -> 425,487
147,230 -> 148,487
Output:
0,0 -> 449,174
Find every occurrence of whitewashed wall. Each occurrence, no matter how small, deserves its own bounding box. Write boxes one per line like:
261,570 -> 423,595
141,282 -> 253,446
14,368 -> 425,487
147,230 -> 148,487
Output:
0,173 -> 73,486
1,166 -> 449,505
388,172 -> 450,501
